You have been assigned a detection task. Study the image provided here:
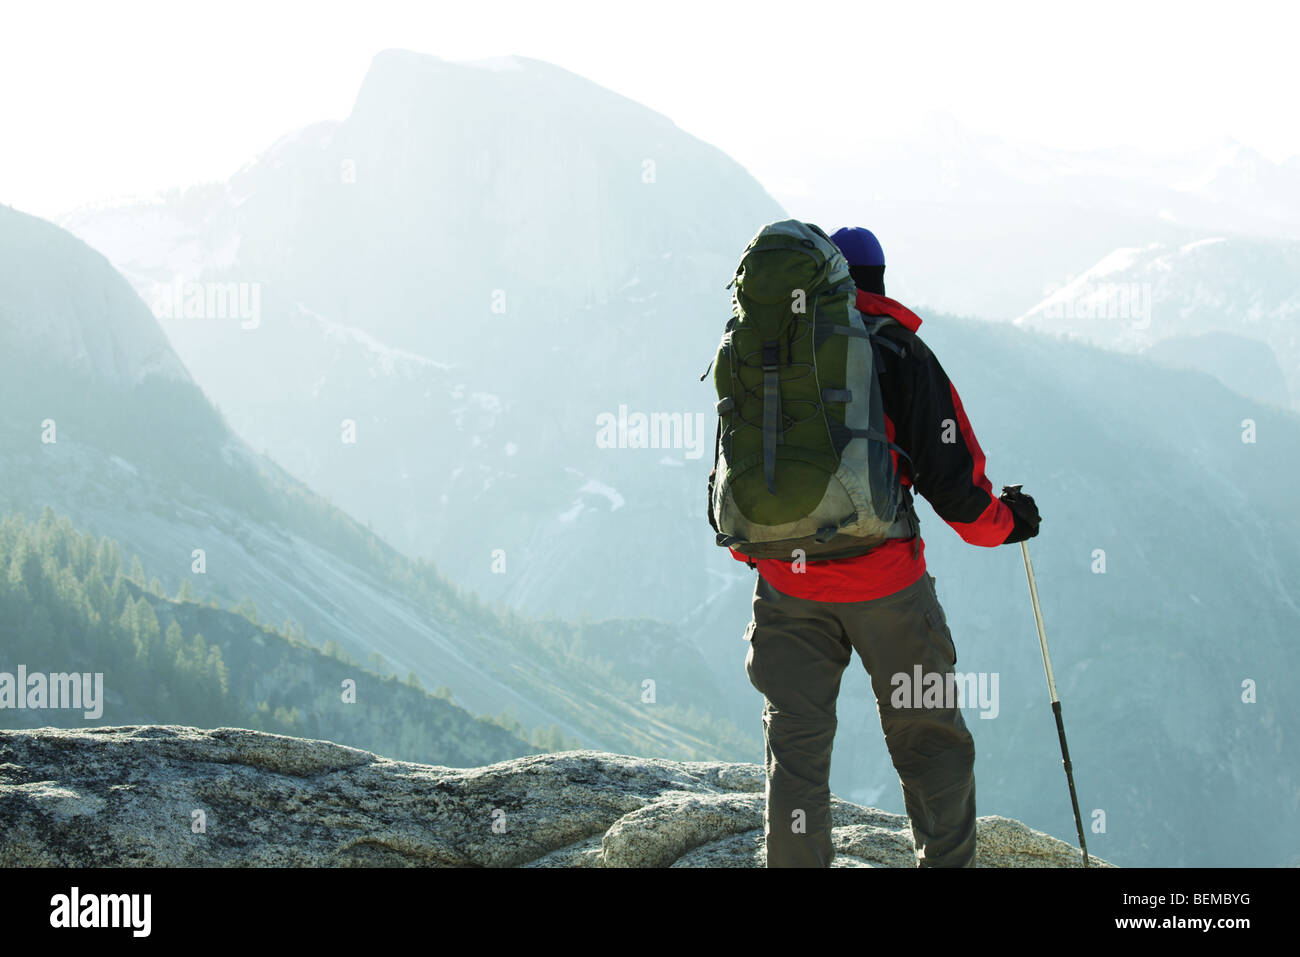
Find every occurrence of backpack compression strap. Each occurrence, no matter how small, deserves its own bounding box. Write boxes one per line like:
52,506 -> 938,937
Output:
761,340 -> 781,494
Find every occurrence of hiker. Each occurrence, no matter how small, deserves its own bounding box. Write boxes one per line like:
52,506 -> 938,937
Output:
707,222 -> 1040,867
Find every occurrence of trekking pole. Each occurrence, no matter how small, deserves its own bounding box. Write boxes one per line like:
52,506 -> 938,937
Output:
1011,506 -> 1090,867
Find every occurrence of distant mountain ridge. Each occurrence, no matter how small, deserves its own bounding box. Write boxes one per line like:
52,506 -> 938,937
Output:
767,113 -> 1300,320
1014,235 -> 1300,410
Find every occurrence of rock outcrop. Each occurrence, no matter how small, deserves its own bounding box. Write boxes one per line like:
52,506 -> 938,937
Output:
0,726 -> 1109,867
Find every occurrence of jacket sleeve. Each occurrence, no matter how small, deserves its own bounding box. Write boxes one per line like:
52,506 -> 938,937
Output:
890,335 -> 1015,547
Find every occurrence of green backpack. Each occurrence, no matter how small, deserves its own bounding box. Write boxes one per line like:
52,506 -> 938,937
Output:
706,219 -> 917,561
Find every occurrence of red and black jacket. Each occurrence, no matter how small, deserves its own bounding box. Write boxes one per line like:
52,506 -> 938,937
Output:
723,290 -> 1015,601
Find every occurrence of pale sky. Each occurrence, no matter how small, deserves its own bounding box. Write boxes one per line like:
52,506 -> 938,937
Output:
2,0 -> 1298,220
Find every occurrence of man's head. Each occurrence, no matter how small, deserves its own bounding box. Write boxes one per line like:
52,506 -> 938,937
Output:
831,226 -> 885,295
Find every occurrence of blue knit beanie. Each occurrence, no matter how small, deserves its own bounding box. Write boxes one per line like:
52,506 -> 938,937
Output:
830,226 -> 885,266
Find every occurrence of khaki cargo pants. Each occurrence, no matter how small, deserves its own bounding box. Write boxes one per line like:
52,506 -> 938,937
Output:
744,570 -> 977,867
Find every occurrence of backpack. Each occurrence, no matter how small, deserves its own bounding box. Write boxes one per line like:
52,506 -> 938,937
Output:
706,219 -> 917,561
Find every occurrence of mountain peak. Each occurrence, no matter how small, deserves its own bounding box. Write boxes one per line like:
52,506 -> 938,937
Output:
350,47 -> 667,127
0,205 -> 191,391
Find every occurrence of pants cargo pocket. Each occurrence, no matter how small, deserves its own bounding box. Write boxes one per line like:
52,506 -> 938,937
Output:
923,576 -> 957,668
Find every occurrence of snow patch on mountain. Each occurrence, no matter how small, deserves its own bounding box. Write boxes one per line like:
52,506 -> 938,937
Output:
580,479 -> 625,511
296,303 -> 451,373
1179,236 -> 1227,253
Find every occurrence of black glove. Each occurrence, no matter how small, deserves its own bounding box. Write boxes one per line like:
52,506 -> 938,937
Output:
1000,485 -> 1041,544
